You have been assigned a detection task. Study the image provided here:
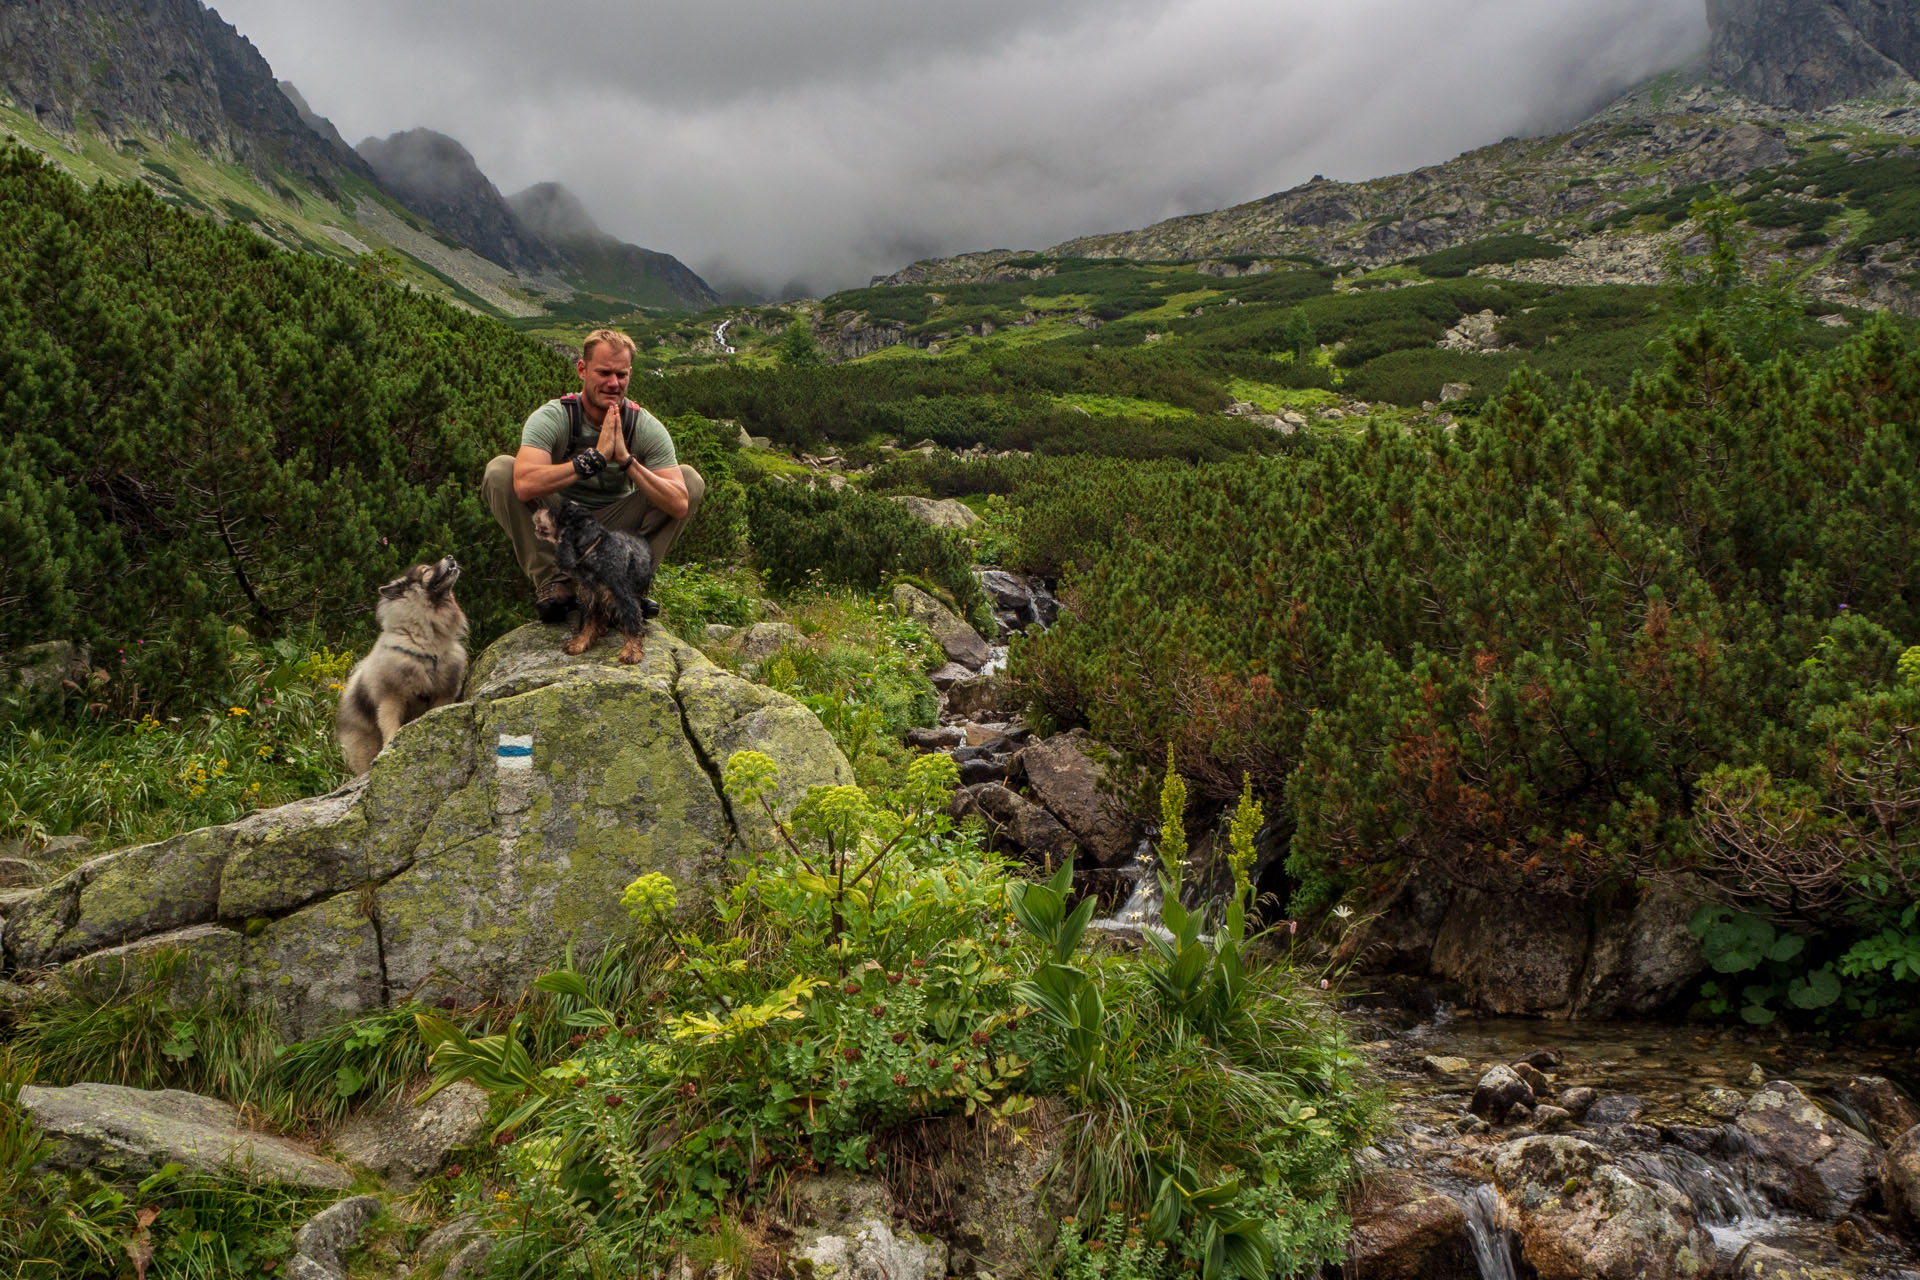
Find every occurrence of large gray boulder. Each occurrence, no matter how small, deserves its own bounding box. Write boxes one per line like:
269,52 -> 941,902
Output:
1012,730 -> 1136,866
1429,888 -> 1590,1015
1735,1080 -> 1883,1219
19,1083 -> 352,1189
2,627 -> 851,1037
892,584 -> 991,670
1574,881 -> 1707,1017
1489,1135 -> 1713,1280
892,495 -> 980,531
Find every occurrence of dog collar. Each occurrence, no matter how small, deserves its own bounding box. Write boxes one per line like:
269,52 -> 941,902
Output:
383,642 -> 439,668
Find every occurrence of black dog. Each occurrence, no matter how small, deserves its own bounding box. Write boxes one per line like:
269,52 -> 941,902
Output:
531,500 -> 655,664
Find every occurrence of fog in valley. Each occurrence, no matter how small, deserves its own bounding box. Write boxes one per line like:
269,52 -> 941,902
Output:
214,0 -> 1710,298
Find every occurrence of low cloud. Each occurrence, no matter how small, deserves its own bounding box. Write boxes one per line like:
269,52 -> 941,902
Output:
216,0 -> 1708,298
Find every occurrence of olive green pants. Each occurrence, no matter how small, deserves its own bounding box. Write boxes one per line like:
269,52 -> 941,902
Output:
481,455 -> 706,591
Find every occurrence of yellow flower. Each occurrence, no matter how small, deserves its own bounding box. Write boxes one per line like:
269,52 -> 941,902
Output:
189,785 -> 205,797
228,706 -> 249,717
216,759 -> 227,769
494,1191 -> 511,1203
257,746 -> 273,758
328,682 -> 342,691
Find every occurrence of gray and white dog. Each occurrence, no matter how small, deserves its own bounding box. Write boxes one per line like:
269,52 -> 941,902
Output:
336,556 -> 468,774
531,500 -> 655,664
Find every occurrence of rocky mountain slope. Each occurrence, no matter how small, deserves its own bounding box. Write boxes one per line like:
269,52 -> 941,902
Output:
0,0 -> 715,315
0,0 -> 370,190
878,4 -> 1920,316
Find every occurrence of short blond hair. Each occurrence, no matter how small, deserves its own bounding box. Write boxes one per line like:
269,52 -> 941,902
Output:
581,329 -> 638,362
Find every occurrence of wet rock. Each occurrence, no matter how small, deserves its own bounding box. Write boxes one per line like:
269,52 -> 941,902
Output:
1731,1240 -> 1851,1280
949,783 -> 1077,863
1556,1087 -> 1597,1119
1518,1049 -> 1563,1070
1531,1105 -> 1575,1132
906,725 -> 966,752
1584,1095 -> 1647,1128
1013,731 -> 1136,866
329,1082 -> 488,1188
1575,880 -> 1708,1017
1512,1062 -> 1552,1094
1490,1135 -> 1714,1280
1345,1171 -> 1477,1280
1692,1086 -> 1747,1121
1736,1080 -> 1883,1219
1429,888 -> 1589,1014
1470,1065 -> 1536,1125
1829,1076 -> 1920,1148
20,1083 -> 351,1189
1420,1055 -> 1472,1077
1888,1124 -> 1920,1238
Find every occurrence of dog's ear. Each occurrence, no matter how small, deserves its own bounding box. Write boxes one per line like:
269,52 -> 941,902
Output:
378,577 -> 411,600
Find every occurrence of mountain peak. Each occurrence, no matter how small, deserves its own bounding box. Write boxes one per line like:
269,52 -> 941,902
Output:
507,181 -> 607,244
357,128 -> 559,273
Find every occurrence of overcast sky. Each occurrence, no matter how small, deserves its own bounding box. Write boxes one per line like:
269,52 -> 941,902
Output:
211,0 -> 1709,299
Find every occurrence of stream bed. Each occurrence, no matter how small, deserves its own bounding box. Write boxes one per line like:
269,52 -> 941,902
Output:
1349,996 -> 1920,1278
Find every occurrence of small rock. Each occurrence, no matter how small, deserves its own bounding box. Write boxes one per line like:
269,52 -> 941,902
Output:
904,725 -> 965,752
1420,1055 -> 1471,1076
731,621 -> 808,665
1733,1241 -> 1850,1280
1518,1049 -> 1562,1069
1470,1065 -> 1536,1125
329,1082 -> 488,1187
944,672 -> 1008,719
1531,1105 -> 1575,1132
1886,1124 -> 1919,1238
1830,1076 -> 1920,1147
701,623 -> 737,646
957,757 -> 1006,787
1584,1095 -> 1646,1128
1512,1062 -> 1552,1094
1692,1086 -> 1746,1121
927,662 -> 973,691
292,1194 -> 382,1279
1557,1087 -> 1597,1119
1440,382 -> 1471,402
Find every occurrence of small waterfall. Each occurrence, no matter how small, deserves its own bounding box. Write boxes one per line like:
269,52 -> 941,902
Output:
1087,839 -> 1172,941
1621,1146 -> 1768,1229
1460,1183 -> 1519,1280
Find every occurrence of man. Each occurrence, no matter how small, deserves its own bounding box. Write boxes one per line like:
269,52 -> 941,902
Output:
482,329 -> 705,621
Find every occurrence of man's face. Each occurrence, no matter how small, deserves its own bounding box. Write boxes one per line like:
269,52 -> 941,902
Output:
577,345 -> 633,414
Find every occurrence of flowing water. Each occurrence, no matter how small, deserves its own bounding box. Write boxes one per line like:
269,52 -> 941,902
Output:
1353,1003 -> 1920,1278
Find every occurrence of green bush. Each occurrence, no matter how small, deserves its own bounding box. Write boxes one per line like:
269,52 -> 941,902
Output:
1409,234 -> 1568,277
742,479 -> 992,631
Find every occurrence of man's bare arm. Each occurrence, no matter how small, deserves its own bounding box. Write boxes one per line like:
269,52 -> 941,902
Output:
621,457 -> 690,519
510,445 -> 580,501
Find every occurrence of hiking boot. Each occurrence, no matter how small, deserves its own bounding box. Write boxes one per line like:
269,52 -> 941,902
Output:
535,579 -> 575,623
642,596 -> 661,620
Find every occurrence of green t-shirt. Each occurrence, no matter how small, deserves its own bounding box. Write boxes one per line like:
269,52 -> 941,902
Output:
521,396 -> 678,510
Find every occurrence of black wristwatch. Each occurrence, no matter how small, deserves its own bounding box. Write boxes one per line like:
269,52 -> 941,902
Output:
572,449 -> 606,479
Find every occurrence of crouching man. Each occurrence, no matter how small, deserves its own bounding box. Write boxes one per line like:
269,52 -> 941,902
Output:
482,328 -> 705,621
